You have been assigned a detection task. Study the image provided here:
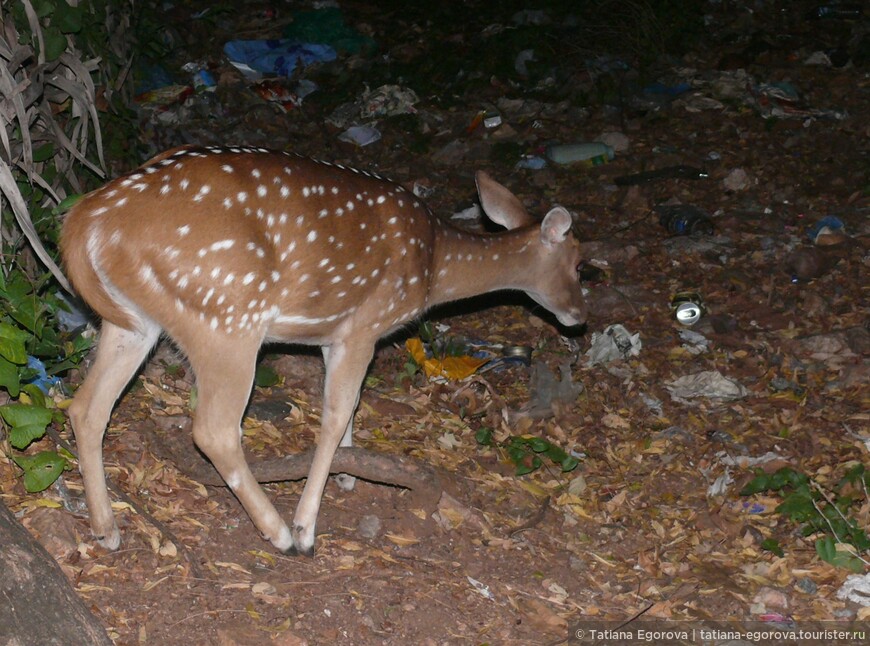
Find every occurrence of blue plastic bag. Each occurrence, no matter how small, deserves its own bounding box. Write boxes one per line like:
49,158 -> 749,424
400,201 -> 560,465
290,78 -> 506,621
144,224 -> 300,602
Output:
223,39 -> 336,78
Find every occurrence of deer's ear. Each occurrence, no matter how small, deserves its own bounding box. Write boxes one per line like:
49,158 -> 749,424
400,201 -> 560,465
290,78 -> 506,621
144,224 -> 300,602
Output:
475,171 -> 535,230
540,207 -> 572,247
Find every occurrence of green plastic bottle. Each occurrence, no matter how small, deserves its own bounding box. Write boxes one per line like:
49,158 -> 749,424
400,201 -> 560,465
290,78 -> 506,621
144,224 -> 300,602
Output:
545,142 -> 614,167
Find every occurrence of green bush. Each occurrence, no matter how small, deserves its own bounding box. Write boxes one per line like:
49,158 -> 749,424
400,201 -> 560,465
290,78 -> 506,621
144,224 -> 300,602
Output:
0,0 -> 133,491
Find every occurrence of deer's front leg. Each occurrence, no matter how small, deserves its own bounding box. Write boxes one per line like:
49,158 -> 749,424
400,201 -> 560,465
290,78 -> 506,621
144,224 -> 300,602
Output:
290,339 -> 374,555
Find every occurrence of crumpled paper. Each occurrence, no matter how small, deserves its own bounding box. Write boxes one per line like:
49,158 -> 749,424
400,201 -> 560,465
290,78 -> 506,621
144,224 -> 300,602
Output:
666,370 -> 748,403
837,573 -> 870,607
584,324 -> 641,366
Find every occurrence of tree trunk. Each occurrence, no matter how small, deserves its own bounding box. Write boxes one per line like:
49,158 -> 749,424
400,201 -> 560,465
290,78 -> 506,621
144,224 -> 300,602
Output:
0,501 -> 112,646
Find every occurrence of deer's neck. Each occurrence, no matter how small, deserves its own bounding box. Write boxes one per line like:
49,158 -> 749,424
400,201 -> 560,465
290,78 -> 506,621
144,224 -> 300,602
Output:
428,222 -> 535,306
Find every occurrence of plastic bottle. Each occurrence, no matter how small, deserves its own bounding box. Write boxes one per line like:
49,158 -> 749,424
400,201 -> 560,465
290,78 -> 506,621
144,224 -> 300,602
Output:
657,204 -> 714,236
546,142 -> 614,167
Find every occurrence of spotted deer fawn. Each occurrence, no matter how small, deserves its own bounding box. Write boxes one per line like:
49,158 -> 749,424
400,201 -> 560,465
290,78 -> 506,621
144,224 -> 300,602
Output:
61,145 -> 586,555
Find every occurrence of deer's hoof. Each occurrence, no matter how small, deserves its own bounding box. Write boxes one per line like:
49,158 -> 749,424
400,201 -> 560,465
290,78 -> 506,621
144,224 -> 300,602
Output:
95,525 -> 121,551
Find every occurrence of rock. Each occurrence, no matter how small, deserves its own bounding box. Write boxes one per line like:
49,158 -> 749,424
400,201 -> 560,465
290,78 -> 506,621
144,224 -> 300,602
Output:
723,167 -> 751,191
358,514 -> 382,539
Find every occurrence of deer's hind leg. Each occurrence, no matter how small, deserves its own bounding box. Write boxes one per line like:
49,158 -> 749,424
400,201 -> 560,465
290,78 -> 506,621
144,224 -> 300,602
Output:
69,320 -> 161,549
181,330 -> 294,552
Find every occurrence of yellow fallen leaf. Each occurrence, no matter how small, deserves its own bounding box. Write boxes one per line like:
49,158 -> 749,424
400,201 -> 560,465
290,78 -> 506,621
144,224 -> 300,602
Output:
385,533 -> 420,546
29,499 -> 62,509
405,338 -> 489,381
214,561 -> 253,575
371,549 -> 399,564
245,603 -> 261,620
337,540 -> 364,551
143,576 -> 169,592
76,584 -> 114,593
517,480 -> 550,498
248,549 -> 276,567
601,413 -> 630,430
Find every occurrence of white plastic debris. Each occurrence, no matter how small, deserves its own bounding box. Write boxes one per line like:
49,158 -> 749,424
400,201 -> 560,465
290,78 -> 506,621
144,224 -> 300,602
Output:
836,573 -> 870,607
467,576 -> 495,600
716,451 -> 783,469
666,370 -> 747,403
585,324 -> 641,366
359,84 -> 419,120
678,329 -> 710,354
639,392 -> 663,416
338,125 -> 381,146
707,468 -> 734,497
451,204 -> 481,221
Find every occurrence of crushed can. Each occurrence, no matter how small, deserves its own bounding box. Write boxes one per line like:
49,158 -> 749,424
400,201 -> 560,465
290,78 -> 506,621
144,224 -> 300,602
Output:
671,292 -> 706,326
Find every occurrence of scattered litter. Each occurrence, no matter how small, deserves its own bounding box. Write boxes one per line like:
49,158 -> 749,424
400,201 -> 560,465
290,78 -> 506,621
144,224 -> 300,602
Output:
24,356 -> 62,394
55,293 -> 89,331
522,361 -> 584,419
514,49 -> 537,77
804,51 -> 834,66
451,204 -> 481,221
135,84 -> 193,111
639,392 -> 663,416
223,39 -> 336,79
657,204 -> 714,236
716,451 -> 784,469
707,468 -> 734,497
747,81 -> 846,120
585,324 -> 642,366
671,291 -> 707,326
597,131 -> 630,152
359,84 -> 419,120
678,329 -> 710,354
836,573 -> 870,607
666,370 -> 748,403
338,125 -> 381,146
546,142 -> 614,166
253,79 -> 317,111
412,180 -> 435,199
467,576 -> 495,601
515,155 -> 547,170
405,337 -> 489,381
723,167 -> 751,191
807,216 -> 846,245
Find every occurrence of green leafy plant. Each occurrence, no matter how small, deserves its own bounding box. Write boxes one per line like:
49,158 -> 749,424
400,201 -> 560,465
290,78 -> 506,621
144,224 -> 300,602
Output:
0,0 -> 134,493
475,427 -> 579,476
740,465 -> 870,572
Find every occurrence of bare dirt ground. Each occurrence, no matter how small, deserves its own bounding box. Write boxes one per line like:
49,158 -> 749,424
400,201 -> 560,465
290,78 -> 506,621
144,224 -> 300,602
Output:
1,1 -> 868,644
